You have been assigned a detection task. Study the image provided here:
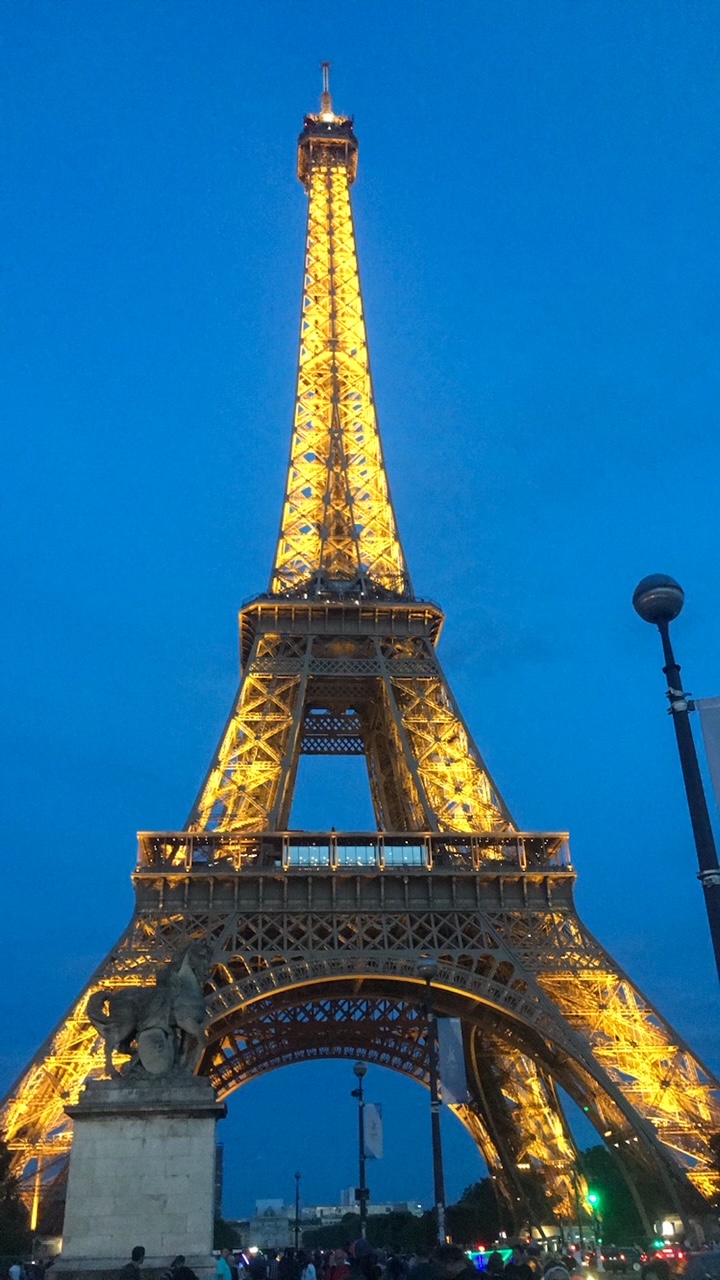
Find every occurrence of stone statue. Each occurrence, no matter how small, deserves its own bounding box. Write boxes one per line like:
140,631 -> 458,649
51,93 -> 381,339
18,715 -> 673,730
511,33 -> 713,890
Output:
86,943 -> 208,1078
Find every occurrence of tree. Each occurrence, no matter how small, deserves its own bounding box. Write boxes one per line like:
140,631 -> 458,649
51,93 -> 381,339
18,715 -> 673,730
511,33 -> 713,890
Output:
303,1211 -> 436,1253
445,1180 -> 505,1246
302,1212 -> 362,1250
0,1139 -> 31,1256
214,1217 -> 243,1250
580,1146 -> 668,1243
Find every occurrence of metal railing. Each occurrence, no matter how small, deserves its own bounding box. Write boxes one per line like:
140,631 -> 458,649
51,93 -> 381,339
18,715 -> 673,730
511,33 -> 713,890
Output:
136,830 -> 572,874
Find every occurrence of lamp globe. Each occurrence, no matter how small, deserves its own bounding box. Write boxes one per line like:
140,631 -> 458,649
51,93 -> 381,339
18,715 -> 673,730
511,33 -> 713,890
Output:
633,574 -> 684,625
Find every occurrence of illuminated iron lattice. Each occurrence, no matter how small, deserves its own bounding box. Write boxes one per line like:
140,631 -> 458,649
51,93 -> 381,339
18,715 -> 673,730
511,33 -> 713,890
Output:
3,71 -> 720,1234
271,103 -> 408,597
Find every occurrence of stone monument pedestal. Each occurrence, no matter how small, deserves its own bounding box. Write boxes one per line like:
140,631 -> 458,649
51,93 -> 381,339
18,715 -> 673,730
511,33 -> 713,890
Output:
55,1073 -> 226,1280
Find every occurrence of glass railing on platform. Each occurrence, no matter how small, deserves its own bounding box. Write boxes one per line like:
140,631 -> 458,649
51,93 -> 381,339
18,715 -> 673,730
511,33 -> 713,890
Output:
136,830 -> 572,873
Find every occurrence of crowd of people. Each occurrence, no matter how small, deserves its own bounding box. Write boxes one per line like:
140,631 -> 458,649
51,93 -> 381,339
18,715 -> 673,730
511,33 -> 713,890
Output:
207,1238 -> 691,1280
210,1240 -> 594,1280
1,1259 -> 53,1280
1,1236 -> 688,1280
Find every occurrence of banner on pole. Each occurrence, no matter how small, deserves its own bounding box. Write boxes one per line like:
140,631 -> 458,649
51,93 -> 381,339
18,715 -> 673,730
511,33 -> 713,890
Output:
696,698 -> 720,817
438,1017 -> 468,1104
363,1102 -> 383,1159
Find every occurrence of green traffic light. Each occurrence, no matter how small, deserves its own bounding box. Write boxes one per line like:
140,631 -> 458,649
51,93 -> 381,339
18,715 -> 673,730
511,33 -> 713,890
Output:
586,1191 -> 601,1207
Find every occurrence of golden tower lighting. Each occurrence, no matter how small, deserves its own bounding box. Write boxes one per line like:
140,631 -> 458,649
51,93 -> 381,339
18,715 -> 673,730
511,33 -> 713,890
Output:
3,69 -> 720,1233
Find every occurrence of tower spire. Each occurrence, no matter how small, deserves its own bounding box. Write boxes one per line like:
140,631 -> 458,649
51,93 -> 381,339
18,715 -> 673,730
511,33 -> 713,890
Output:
320,60 -> 333,119
271,88 -> 411,599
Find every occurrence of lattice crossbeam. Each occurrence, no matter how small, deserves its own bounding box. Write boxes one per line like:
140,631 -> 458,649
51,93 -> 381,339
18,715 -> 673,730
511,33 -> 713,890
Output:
4,896 -> 720,1211
469,1030 -> 582,1221
189,635 -> 306,831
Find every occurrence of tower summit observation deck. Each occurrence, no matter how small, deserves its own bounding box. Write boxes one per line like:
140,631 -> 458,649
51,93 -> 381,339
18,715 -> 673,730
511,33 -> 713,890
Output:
3,69 -> 720,1235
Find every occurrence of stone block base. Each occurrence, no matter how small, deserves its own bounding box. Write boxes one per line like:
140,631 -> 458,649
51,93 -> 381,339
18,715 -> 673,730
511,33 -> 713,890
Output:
56,1073 -> 225,1277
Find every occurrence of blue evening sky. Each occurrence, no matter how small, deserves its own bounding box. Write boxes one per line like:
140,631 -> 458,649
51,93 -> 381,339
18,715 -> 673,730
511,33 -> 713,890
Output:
2,1 -> 720,1220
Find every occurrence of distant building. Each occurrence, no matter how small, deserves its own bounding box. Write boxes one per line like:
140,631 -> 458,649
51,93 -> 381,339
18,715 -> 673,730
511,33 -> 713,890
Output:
256,1199 -> 285,1216
238,1192 -> 424,1249
302,1195 -> 423,1225
246,1201 -> 294,1249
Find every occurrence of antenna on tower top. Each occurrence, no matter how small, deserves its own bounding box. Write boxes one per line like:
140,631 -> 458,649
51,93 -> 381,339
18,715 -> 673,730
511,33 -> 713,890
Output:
320,61 -> 334,118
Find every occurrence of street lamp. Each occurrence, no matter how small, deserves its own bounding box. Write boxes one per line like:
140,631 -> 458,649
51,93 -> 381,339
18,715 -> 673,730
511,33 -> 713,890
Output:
417,954 -> 447,1243
294,1171 -> 301,1250
633,574 -> 720,984
351,1062 -> 369,1238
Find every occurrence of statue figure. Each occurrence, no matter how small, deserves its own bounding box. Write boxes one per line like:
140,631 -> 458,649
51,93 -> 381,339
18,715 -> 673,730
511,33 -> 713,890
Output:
86,943 -> 208,1078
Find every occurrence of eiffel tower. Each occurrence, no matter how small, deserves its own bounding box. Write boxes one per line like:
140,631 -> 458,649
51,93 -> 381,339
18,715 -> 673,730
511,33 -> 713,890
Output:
4,69 -> 720,1235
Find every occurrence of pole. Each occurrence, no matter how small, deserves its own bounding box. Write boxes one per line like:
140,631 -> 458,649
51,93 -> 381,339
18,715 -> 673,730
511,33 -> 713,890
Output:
352,1063 -> 369,1238
571,1168 -> 585,1253
425,979 -> 447,1243
657,620 -> 720,984
294,1171 -> 301,1250
354,1068 -> 368,1238
594,1215 -> 604,1271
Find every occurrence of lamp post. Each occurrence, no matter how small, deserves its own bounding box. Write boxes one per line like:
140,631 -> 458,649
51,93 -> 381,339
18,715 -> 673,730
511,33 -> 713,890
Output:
633,574 -> 720,984
294,1171 -> 301,1250
351,1062 -> 369,1238
417,954 -> 447,1243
